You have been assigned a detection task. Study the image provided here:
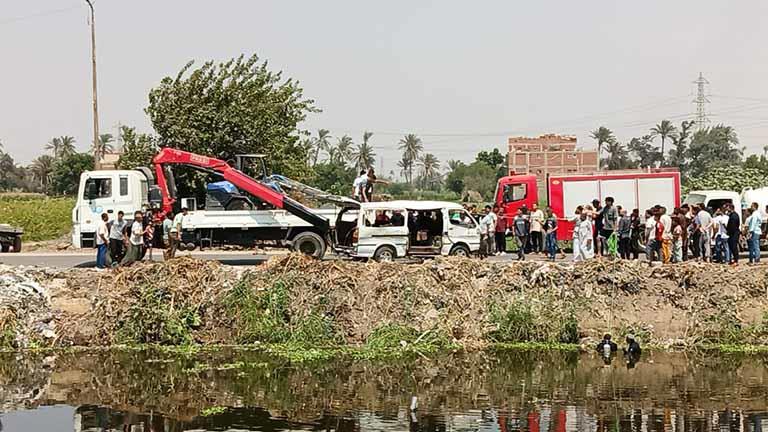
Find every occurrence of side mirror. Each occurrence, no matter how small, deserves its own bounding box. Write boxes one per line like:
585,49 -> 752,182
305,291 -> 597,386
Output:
86,182 -> 97,200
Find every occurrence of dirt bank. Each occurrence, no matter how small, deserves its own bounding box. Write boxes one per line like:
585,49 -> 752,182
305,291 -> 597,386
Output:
2,256 -> 768,350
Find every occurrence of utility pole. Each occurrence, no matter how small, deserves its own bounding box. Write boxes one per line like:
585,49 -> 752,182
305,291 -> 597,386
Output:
85,0 -> 100,169
692,72 -> 710,132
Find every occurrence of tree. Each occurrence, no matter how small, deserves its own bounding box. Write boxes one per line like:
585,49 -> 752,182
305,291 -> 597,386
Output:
50,153 -> 94,196
602,140 -> 634,170
475,148 -> 507,178
461,161 -> 497,200
686,166 -> 766,194
668,121 -> 693,169
627,135 -> 662,168
398,134 -> 423,185
590,126 -> 615,167
417,153 -> 441,190
329,134 -> 353,166
764,145 -> 768,158
30,155 -> 55,192
351,141 -> 376,171
312,162 -> 356,196
311,129 -> 332,167
117,126 -> 158,170
444,160 -> 467,194
92,133 -> 114,161
397,156 -> 410,182
685,125 -> 742,179
146,54 -> 318,197
743,154 -> 768,177
46,136 -> 77,159
649,120 -> 678,166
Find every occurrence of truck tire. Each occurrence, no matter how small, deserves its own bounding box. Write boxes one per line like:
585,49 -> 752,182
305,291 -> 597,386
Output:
449,244 -> 470,257
291,231 -> 326,259
373,245 -> 397,262
12,236 -> 21,253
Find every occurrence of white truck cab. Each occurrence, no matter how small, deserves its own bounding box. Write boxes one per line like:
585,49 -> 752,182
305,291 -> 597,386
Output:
72,170 -> 149,248
335,200 -> 481,261
683,190 -> 741,214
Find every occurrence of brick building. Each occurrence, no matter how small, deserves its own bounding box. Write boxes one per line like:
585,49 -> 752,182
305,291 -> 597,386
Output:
508,134 -> 599,194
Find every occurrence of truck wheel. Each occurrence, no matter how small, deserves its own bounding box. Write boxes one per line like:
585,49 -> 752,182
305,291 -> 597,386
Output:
12,236 -> 21,253
291,231 -> 326,259
449,244 -> 470,257
373,245 -> 397,262
185,242 -> 197,251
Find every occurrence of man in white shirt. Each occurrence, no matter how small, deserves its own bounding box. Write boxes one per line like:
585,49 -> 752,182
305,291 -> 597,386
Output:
352,170 -> 368,201
695,206 -> 713,262
167,207 -> 188,260
713,209 -> 730,263
479,205 -> 498,257
120,211 -> 148,266
529,204 -> 544,254
95,213 -> 109,269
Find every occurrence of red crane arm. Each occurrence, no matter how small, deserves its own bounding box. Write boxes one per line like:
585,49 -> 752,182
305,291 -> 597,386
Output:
152,148 -> 329,232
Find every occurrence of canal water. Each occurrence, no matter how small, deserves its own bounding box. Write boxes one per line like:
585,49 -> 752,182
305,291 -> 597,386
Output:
0,348 -> 766,431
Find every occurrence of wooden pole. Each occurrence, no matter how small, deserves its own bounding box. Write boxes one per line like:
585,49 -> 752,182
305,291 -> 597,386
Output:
86,0 -> 100,169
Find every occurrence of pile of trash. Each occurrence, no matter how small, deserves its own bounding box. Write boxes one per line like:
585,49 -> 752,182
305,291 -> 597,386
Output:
0,265 -> 55,348
3,256 -> 768,349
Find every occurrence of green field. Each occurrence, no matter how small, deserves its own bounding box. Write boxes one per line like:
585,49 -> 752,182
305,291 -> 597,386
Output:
0,194 -> 75,242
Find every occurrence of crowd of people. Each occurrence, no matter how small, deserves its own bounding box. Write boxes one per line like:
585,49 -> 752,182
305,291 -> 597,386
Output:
94,207 -> 188,269
475,197 -> 765,265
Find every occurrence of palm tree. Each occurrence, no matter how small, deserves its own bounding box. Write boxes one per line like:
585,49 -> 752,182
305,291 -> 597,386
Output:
331,135 -> 354,166
352,142 -> 376,171
650,120 -> 678,167
30,155 -> 54,190
311,129 -> 332,167
590,127 -> 615,168
46,136 -> 76,159
92,133 -> 115,161
398,134 -> 423,185
418,153 -> 441,189
397,156 -> 410,182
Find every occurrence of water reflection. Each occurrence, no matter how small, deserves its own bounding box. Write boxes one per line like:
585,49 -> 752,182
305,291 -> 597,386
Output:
1,349 -> 767,432
71,405 -> 768,432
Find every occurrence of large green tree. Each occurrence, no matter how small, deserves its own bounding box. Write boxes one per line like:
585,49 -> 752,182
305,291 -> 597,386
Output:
685,125 -> 742,179
627,135 -> 662,168
398,134 -> 423,185
117,126 -> 158,170
329,134 -> 354,166
667,121 -> 693,169
602,140 -> 634,170
30,155 -> 55,192
311,129 -> 332,167
146,54 -> 318,197
650,120 -> 678,166
50,153 -> 94,196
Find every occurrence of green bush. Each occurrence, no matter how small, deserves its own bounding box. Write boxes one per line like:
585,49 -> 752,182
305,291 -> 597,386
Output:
116,283 -> 200,345
0,194 -> 74,241
364,323 -> 452,353
225,276 -> 338,346
487,302 -> 539,343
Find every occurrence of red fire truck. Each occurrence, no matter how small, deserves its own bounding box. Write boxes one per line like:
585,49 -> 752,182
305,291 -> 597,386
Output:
494,170 -> 681,240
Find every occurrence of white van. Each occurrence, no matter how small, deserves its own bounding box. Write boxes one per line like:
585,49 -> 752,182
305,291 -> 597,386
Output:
683,190 -> 741,214
334,200 -> 481,261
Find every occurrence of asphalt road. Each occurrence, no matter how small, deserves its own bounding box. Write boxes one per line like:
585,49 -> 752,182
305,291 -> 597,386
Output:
0,251 -> 271,268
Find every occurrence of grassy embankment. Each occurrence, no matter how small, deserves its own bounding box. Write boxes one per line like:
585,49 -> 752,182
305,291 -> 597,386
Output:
0,194 -> 75,242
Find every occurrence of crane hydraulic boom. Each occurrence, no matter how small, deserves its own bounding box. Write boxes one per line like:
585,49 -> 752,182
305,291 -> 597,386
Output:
152,148 -> 330,233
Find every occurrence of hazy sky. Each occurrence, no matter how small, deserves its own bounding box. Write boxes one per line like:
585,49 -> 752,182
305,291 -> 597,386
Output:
2,1 -> 768,176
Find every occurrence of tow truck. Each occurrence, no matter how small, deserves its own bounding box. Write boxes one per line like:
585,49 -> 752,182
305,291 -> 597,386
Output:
73,148 -> 359,257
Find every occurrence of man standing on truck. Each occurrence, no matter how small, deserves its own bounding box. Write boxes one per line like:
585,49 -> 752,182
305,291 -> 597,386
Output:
108,211 -> 127,265
95,213 -> 109,269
